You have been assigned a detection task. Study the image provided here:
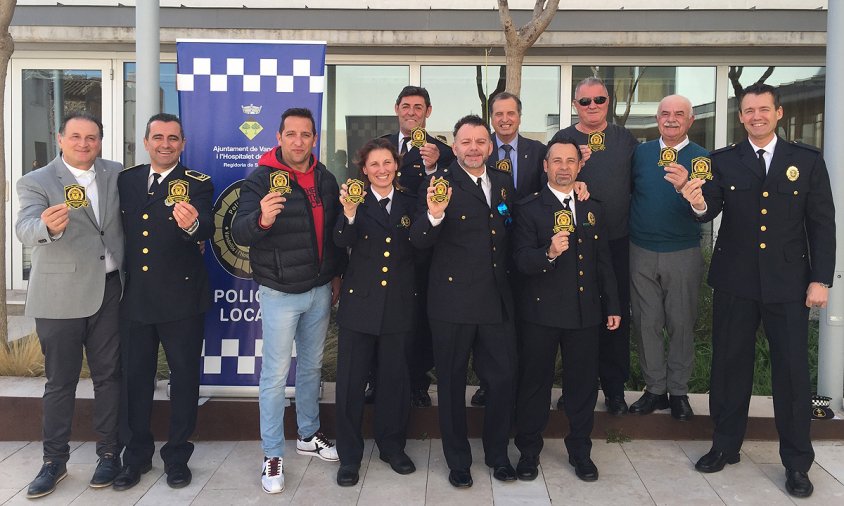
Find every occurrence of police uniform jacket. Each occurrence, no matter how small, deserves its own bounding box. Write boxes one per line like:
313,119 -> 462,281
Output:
409,161 -> 515,325
488,134 -> 547,200
513,187 -> 619,329
698,137 -> 835,303
118,163 -> 214,324
334,189 -> 418,335
381,132 -> 456,196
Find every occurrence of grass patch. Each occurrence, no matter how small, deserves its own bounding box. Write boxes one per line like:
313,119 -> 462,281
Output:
605,428 -> 632,443
0,334 -> 45,376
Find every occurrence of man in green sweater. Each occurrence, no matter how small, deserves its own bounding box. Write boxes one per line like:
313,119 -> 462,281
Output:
628,94 -> 709,421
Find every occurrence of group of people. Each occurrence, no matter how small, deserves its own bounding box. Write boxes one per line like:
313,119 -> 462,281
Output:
15,77 -> 833,500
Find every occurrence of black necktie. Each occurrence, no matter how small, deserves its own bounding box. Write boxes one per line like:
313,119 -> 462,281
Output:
501,144 -> 514,185
400,136 -> 410,155
476,177 -> 483,188
379,197 -> 390,217
563,196 -> 574,226
756,148 -> 767,174
148,173 -> 161,199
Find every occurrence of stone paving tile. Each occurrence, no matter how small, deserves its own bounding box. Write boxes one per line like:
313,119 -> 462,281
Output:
287,440 -> 372,506
424,438 -> 493,506
358,439 -> 430,506
488,444 -> 550,505
70,447 -> 166,506
679,441 -> 792,506
623,439 -> 723,505
0,441 -> 81,491
0,442 -> 26,463
742,441 -> 783,465
758,463 -> 844,504
814,443 -> 844,485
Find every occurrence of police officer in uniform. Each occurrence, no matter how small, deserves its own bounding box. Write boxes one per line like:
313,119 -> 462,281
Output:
114,113 -> 214,491
682,83 -> 835,498
512,138 -> 620,483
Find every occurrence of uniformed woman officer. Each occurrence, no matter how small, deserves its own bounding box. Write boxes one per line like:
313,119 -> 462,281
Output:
333,138 -> 419,487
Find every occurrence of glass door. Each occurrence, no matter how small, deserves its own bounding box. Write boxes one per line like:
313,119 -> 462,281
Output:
8,59 -> 115,289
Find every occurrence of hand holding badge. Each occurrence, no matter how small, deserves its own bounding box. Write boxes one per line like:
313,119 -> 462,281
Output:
426,176 -> 451,219
658,147 -> 679,167
339,178 -> 366,218
259,170 -> 290,228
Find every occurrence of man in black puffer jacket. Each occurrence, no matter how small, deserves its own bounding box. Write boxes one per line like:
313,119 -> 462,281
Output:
232,107 -> 345,495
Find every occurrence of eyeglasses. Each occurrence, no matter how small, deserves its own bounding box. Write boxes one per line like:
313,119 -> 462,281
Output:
576,96 -> 608,107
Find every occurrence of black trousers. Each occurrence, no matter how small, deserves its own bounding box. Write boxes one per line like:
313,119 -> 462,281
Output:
35,274 -> 122,464
429,317 -> 516,470
599,236 -> 631,397
709,290 -> 814,472
120,314 -> 204,468
515,321 -> 599,461
408,256 -> 434,391
335,328 -> 412,466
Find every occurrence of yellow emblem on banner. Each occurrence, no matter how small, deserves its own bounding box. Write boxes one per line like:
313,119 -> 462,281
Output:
430,177 -> 450,203
165,179 -> 190,206
786,166 -> 800,182
400,215 -> 411,228
496,158 -> 512,173
269,171 -> 292,195
410,127 -> 427,148
587,131 -> 605,152
691,157 -> 713,180
587,211 -> 596,226
659,147 -> 678,167
239,121 -> 263,140
345,179 -> 366,204
64,184 -> 89,209
553,209 -> 575,233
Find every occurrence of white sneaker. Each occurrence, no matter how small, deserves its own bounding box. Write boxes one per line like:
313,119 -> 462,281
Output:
261,456 -> 284,494
296,431 -> 339,462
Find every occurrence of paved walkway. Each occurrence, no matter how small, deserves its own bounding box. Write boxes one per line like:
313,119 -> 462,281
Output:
2,439 -> 844,504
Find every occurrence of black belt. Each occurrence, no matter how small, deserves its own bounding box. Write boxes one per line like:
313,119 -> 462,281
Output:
106,270 -> 119,281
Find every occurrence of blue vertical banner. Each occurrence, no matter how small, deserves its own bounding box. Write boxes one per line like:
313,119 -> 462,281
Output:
176,40 -> 326,395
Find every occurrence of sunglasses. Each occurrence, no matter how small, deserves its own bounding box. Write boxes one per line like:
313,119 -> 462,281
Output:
576,96 -> 608,106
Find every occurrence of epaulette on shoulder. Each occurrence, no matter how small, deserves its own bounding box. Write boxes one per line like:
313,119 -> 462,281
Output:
790,140 -> 821,153
710,143 -> 737,156
515,192 -> 541,207
489,164 -> 511,175
185,169 -> 211,181
122,164 -> 145,172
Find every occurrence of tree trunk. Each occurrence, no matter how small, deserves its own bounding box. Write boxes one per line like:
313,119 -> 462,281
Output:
498,0 -> 560,97
504,45 -> 526,95
0,1 -> 17,345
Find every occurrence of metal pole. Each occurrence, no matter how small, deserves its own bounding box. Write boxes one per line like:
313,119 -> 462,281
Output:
818,2 -> 844,412
134,0 -> 160,166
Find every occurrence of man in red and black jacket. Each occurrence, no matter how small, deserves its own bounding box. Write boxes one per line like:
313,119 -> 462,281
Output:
232,107 -> 345,495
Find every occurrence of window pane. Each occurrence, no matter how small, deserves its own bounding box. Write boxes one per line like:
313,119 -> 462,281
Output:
123,62 -> 179,167
320,65 -> 409,180
726,66 -> 825,148
571,66 -> 717,150
421,65 -> 561,142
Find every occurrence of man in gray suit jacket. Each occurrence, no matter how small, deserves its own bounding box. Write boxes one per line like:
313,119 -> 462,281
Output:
15,112 -> 125,499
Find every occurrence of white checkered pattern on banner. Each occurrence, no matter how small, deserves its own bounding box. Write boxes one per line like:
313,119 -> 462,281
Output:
201,337 -> 265,376
177,57 -> 324,93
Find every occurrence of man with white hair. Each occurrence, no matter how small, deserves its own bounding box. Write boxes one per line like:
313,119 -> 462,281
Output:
627,95 -> 708,421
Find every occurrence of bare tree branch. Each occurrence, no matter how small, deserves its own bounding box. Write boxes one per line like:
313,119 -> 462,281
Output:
497,0 -> 560,94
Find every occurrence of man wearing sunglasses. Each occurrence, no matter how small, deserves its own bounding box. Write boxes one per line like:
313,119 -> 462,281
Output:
551,77 -> 639,416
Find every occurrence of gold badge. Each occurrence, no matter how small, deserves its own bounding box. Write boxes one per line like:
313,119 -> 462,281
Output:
553,209 -> 575,233
587,131 -> 605,152
400,215 -> 411,228
496,158 -> 512,173
345,178 -> 366,204
587,211 -> 596,226
658,147 -> 678,167
165,179 -> 190,206
691,157 -> 713,180
786,166 -> 800,182
430,177 -> 450,203
410,127 -> 427,148
184,169 -> 210,182
269,170 -> 292,195
64,184 -> 89,209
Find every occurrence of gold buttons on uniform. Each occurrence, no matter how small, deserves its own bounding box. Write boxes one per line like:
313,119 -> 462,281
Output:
143,231 -> 149,236
761,209 -> 768,215
383,251 -> 390,257
579,287 -> 584,292
579,271 -> 584,276
142,266 -> 149,272
578,238 -> 582,244
489,213 -> 494,219
594,234 -> 598,240
381,280 -> 387,287
492,246 -> 496,251
142,248 -> 149,254
491,230 -> 496,235
794,191 -> 799,195
578,254 -> 584,260
385,237 -> 392,243
461,215 -> 466,220
349,289 -> 354,294
448,276 -> 453,282
762,191 -> 769,197
536,298 -> 541,302
142,213 -> 149,220
760,243 -> 767,249
730,186 -> 736,190
761,225 -> 767,232
382,266 -> 388,273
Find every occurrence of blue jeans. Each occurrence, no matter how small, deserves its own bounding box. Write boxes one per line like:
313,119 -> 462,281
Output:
258,282 -> 331,458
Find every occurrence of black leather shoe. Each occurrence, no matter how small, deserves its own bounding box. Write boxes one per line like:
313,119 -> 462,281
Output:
90,453 -> 121,488
166,463 -> 192,489
470,387 -> 486,407
669,395 -> 694,421
516,455 -> 539,481
380,451 -> 416,475
629,391 -> 669,414
568,456 -> 599,482
112,462 -> 152,491
26,462 -> 68,499
604,395 -> 629,416
364,383 -> 376,404
556,394 -> 564,411
492,463 -> 517,482
694,448 -> 740,473
448,469 -> 473,488
337,465 -> 360,487
411,388 -> 432,408
785,469 -> 813,497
